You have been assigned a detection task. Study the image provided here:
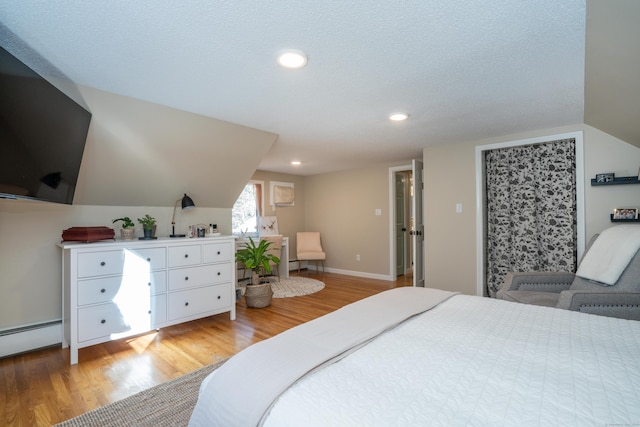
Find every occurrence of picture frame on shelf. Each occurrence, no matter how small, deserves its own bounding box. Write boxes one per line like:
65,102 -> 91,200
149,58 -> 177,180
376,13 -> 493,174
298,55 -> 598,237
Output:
595,173 -> 615,183
612,208 -> 638,220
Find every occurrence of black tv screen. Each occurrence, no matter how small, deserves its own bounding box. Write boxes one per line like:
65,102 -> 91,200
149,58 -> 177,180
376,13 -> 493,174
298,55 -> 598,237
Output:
0,46 -> 91,205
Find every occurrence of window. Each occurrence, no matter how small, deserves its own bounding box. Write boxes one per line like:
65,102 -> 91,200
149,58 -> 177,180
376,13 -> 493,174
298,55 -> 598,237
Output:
232,181 -> 263,236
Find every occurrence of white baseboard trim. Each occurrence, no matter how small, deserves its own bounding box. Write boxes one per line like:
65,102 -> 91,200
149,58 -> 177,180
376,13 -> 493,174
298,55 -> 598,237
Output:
0,320 -> 62,358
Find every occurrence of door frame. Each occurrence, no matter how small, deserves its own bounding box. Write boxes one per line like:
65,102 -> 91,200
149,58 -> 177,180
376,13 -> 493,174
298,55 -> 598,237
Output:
474,131 -> 585,296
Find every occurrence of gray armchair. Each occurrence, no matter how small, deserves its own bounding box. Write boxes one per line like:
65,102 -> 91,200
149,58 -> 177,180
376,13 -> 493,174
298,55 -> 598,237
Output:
497,233 -> 640,320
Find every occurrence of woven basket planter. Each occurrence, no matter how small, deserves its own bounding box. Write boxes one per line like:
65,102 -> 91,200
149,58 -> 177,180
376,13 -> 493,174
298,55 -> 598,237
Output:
245,282 -> 273,308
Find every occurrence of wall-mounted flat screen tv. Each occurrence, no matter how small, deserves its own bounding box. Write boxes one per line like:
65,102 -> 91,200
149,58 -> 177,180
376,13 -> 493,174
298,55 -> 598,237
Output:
0,46 -> 92,205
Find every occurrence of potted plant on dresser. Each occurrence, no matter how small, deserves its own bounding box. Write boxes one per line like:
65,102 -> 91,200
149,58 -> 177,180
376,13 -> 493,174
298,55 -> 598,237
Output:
235,237 -> 280,308
137,214 -> 157,240
112,217 -> 136,240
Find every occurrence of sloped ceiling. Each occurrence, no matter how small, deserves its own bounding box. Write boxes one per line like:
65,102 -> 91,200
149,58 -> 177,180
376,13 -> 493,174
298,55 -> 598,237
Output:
584,0 -> 640,147
0,1 -> 637,183
73,86 -> 277,207
0,1 -> 587,176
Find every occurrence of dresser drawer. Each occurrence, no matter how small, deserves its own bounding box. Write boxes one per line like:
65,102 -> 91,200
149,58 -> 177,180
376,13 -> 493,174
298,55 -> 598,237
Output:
127,247 -> 167,270
168,264 -> 231,291
77,251 -> 124,278
203,242 -> 232,263
78,303 -> 137,342
150,294 -> 167,326
168,284 -> 230,321
78,276 -> 122,306
150,271 -> 167,295
168,245 -> 202,268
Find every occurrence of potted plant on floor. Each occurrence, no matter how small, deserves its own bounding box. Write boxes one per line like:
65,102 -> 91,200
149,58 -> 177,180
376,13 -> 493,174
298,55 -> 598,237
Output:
137,214 -> 157,239
112,217 -> 136,240
235,237 -> 280,308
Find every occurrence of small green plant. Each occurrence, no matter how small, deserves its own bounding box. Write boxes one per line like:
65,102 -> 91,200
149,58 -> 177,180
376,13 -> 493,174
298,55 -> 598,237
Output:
235,237 -> 280,283
112,217 -> 135,229
137,214 -> 157,230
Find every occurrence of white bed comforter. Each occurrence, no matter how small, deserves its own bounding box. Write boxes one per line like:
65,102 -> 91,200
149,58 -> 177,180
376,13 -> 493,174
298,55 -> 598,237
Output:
192,290 -> 640,426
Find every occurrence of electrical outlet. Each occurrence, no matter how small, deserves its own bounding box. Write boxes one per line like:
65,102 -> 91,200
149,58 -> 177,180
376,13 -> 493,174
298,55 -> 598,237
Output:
356,254 -> 361,261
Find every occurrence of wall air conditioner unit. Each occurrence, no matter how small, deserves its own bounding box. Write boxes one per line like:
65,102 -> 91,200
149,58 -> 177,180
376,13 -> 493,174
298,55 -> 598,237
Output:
270,181 -> 294,207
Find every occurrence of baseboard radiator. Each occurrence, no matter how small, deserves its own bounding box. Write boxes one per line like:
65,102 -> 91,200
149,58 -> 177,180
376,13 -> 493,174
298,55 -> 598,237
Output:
0,320 -> 62,358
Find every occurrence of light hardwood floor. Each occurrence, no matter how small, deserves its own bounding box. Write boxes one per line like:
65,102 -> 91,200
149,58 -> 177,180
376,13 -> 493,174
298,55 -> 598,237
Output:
0,272 -> 411,426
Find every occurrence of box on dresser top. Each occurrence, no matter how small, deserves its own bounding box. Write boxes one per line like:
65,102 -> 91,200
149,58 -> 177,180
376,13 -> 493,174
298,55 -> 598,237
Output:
59,236 -> 236,365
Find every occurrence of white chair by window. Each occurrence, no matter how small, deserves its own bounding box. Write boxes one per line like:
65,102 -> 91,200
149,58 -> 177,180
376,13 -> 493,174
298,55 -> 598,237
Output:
296,232 -> 326,275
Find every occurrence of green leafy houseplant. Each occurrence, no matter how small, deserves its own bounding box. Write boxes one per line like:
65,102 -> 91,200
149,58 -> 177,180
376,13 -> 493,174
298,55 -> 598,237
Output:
236,237 -> 280,308
137,214 -> 157,230
112,217 -> 135,228
112,216 -> 136,240
235,237 -> 280,285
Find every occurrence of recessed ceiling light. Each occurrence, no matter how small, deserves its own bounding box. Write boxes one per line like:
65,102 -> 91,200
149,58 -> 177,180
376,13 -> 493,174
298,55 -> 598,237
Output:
291,160 -> 302,166
277,50 -> 307,69
389,112 -> 409,121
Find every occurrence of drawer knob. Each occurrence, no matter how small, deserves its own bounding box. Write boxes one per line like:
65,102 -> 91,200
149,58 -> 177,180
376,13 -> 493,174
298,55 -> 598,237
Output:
217,295 -> 221,300
100,261 -> 106,266
217,272 -> 221,276
184,276 -> 189,281
147,257 -> 151,262
185,302 -> 189,306
148,282 -> 152,286
100,288 -> 106,293
217,251 -> 221,255
148,310 -> 152,314
184,254 -> 189,258
100,319 -> 106,324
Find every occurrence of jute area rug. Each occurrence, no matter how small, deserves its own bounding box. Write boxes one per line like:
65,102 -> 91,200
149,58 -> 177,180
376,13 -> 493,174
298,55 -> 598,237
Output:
53,359 -> 226,427
239,276 -> 325,298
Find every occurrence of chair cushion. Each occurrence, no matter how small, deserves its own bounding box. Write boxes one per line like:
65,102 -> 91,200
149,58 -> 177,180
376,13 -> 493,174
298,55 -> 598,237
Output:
297,251 -> 326,260
571,248 -> 640,292
498,291 -> 561,307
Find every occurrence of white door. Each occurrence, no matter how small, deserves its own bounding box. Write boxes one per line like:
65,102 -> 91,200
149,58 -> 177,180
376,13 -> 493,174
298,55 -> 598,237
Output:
411,159 -> 425,287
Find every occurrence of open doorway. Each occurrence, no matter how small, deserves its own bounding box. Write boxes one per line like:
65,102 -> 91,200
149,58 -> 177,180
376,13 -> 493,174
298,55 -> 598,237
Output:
394,170 -> 412,277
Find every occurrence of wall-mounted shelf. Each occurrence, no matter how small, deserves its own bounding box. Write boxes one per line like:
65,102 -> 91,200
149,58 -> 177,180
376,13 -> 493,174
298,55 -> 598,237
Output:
610,214 -> 640,222
591,176 -> 640,186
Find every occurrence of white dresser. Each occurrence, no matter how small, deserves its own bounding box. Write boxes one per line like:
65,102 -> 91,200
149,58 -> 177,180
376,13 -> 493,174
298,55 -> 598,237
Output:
59,236 -> 236,364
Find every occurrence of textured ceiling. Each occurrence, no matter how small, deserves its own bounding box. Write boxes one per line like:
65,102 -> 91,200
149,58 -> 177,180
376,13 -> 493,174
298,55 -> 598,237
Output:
0,1 -> 588,175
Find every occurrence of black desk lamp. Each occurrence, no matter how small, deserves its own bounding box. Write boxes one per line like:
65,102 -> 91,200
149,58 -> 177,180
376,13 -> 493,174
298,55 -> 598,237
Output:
170,193 -> 195,237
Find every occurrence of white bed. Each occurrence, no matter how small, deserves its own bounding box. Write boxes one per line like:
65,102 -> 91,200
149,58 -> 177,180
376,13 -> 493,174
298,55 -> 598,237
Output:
189,287 -> 640,426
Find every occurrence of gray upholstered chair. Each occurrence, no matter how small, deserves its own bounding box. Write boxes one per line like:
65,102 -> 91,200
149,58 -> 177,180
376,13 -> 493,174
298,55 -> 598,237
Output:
497,232 -> 640,320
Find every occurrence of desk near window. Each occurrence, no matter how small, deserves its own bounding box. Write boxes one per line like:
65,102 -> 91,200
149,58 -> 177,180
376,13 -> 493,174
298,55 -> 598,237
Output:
235,236 -> 289,279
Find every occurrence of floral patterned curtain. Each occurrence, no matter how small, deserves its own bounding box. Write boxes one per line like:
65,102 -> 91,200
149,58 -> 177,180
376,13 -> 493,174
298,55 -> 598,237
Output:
485,139 -> 577,297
